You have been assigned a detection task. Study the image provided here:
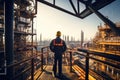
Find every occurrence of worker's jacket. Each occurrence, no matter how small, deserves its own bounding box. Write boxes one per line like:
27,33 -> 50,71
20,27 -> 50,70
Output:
50,37 -> 66,54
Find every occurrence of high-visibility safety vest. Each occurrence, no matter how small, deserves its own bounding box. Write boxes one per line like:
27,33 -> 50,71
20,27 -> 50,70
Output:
53,39 -> 63,46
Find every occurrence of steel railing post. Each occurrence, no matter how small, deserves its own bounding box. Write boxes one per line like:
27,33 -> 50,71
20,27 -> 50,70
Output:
85,53 -> 89,80
41,48 -> 43,71
70,51 -> 72,72
31,58 -> 34,80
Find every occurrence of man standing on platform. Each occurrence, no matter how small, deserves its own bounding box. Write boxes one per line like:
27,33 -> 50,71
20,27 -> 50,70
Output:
50,31 -> 67,78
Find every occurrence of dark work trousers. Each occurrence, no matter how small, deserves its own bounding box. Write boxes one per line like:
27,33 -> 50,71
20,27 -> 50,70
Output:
53,53 -> 62,76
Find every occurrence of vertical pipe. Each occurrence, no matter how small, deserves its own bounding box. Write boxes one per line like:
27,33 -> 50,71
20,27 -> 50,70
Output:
106,65 -> 109,72
31,16 -> 34,80
69,51 -> 72,72
35,0 -> 37,14
36,32 -> 37,56
111,68 -> 114,76
31,17 -> 34,56
5,0 -> 14,80
85,53 -> 89,80
116,73 -> 119,80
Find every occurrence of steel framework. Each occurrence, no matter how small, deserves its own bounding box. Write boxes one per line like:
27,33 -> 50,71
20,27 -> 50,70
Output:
37,0 -> 120,36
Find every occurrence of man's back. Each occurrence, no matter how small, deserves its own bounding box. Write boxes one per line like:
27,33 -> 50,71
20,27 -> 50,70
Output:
50,37 -> 66,54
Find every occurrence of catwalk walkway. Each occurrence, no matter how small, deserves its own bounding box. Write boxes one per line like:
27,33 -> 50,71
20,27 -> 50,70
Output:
37,65 -> 78,80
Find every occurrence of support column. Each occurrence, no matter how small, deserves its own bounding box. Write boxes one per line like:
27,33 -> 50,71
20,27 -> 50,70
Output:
31,17 -> 34,80
5,0 -> 14,80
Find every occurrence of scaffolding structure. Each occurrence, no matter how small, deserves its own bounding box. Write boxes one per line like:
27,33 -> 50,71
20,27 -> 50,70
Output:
0,0 -> 37,79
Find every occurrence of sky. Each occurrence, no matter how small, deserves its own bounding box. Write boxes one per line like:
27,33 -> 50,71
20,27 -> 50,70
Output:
34,0 -> 120,41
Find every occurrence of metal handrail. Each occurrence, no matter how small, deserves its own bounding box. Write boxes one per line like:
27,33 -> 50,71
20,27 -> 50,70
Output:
41,46 -> 50,71
7,57 -> 32,68
1,54 -> 42,80
74,48 -> 120,80
78,48 -> 120,63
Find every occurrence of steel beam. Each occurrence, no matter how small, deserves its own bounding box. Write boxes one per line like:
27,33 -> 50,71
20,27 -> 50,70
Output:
78,0 -> 115,18
88,5 -> 120,36
37,0 -> 119,35
78,0 -> 120,36
37,0 -> 82,18
69,0 -> 78,14
77,0 -> 80,13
